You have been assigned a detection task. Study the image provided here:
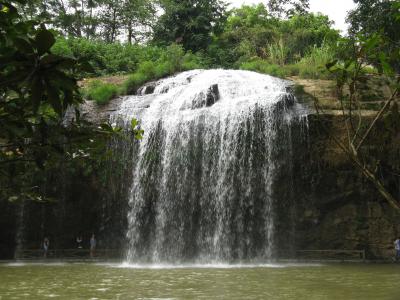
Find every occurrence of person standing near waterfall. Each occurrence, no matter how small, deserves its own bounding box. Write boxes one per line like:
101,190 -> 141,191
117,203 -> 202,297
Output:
394,237 -> 400,262
43,237 -> 49,258
76,236 -> 83,249
90,234 -> 96,258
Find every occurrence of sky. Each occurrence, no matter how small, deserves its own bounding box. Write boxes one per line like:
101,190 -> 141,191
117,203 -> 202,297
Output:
227,0 -> 357,34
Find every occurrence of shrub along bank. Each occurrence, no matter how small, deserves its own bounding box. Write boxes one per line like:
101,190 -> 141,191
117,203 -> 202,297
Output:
81,44 -> 205,104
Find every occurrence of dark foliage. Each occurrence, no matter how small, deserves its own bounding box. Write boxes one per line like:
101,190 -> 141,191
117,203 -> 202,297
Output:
153,0 -> 227,52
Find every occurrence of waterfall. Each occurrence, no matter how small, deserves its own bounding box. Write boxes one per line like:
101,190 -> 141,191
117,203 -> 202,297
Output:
112,69 -> 307,263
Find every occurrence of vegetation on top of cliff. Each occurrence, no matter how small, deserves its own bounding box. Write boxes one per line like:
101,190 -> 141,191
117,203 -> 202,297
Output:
83,80 -> 120,105
46,1 -> 343,104
39,1 -> 339,79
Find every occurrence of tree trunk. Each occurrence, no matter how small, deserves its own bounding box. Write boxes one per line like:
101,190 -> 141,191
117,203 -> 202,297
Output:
128,21 -> 132,45
111,8 -> 117,43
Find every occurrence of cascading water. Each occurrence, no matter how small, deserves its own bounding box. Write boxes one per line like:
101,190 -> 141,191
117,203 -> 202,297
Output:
112,69 -> 306,264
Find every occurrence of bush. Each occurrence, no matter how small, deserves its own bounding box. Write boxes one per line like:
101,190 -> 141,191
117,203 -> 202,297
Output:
182,52 -> 204,70
52,37 -> 162,76
123,44 -> 205,94
294,43 -> 336,79
122,67 -> 153,95
155,62 -> 172,78
161,43 -> 185,71
240,58 -> 289,78
51,37 -> 74,57
137,61 -> 158,79
83,80 -> 120,105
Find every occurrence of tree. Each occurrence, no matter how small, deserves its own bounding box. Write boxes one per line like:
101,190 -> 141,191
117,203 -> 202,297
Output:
317,30 -> 400,212
347,0 -> 400,73
13,0 -> 155,43
208,4 -> 276,64
0,0 -> 143,202
15,0 -> 49,21
207,4 -> 338,67
99,0 -> 155,44
99,0 -> 122,43
267,0 -> 310,18
122,0 -> 156,45
281,13 -> 339,58
153,0 -> 227,52
43,0 -> 103,38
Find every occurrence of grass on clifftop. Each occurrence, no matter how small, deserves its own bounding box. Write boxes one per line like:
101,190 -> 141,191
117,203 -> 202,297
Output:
83,44 -> 204,105
83,80 -> 120,105
122,44 -> 204,95
239,43 -> 337,80
82,42 -> 381,107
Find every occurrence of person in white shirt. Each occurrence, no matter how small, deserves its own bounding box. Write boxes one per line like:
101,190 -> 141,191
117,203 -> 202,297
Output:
394,237 -> 400,262
76,236 -> 83,249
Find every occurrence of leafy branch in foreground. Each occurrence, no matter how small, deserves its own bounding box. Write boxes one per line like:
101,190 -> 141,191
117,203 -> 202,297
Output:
0,0 -> 143,203
315,30 -> 400,212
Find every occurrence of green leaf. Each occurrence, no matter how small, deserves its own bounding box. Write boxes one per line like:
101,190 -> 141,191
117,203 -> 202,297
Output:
1,5 -> 10,13
134,129 -> 144,140
325,60 -> 338,70
35,30 -> 55,55
344,60 -> 353,70
46,84 -> 62,115
379,53 -> 394,76
14,38 -> 34,54
31,76 -> 44,113
64,90 -> 73,108
131,118 -> 138,129
40,54 -> 64,66
100,123 -> 113,132
77,60 -> 95,73
58,57 -> 78,69
363,34 -> 379,52
46,70 -> 77,91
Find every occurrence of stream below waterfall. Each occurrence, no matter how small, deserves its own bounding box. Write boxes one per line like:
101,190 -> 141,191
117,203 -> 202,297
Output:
0,262 -> 399,299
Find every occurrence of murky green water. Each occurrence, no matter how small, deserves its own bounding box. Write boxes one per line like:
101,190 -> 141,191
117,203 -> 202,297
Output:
0,262 -> 399,299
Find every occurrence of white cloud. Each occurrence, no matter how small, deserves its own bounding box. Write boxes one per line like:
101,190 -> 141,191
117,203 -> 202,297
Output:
226,0 -> 357,34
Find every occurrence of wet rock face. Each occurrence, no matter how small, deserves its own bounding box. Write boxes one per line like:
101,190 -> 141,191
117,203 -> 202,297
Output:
64,97 -> 125,125
0,201 -> 17,259
137,82 -> 157,95
191,84 -> 220,109
275,93 -> 296,112
273,113 -> 400,260
206,84 -> 220,106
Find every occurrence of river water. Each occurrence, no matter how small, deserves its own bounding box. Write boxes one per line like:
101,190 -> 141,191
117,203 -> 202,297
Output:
6,71 -> 396,299
0,262 -> 399,299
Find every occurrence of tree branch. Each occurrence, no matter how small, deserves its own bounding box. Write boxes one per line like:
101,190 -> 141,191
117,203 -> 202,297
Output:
356,87 -> 399,151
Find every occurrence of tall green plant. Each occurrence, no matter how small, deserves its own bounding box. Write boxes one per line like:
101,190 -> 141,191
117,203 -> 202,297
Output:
295,42 -> 335,78
267,38 -> 289,65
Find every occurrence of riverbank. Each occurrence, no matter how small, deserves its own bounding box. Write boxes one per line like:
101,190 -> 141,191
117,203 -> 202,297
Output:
2,257 -> 400,265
